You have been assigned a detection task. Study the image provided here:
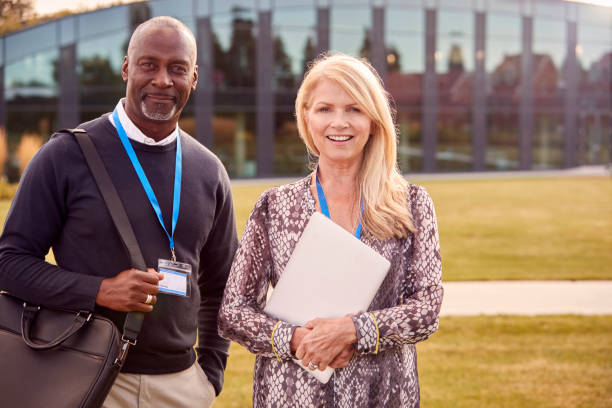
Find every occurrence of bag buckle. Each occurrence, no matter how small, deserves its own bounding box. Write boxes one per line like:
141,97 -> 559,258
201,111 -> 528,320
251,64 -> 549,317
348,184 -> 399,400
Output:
114,335 -> 137,368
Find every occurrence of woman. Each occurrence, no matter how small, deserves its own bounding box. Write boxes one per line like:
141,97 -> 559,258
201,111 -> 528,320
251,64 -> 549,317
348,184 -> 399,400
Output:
219,53 -> 443,407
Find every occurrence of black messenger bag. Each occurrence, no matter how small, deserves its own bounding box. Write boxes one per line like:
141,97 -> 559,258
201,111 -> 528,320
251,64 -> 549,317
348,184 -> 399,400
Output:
0,128 -> 147,408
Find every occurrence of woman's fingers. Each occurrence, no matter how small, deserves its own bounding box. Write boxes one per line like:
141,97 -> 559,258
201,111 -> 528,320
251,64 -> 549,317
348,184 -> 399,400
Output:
329,345 -> 355,369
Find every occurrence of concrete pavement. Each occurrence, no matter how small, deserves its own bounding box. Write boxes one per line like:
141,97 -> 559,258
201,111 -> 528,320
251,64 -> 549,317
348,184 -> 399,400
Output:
440,280 -> 612,316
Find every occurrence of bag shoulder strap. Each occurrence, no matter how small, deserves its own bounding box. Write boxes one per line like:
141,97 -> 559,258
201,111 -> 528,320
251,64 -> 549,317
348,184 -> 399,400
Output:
64,128 -> 144,350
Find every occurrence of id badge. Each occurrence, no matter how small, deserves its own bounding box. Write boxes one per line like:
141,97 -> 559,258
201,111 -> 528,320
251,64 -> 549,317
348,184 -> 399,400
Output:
158,259 -> 192,297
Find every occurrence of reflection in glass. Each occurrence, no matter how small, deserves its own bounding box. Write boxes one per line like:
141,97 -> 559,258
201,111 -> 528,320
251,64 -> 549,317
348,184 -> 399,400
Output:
486,13 -> 521,170
212,6 -> 257,177
385,7 -> 423,73
5,111 -> 56,182
274,112 -> 309,175
396,110 -> 423,173
330,7 -> 370,56
213,112 -> 256,178
273,8 -> 316,90
577,21 -> 611,166
78,32 -> 129,123
5,49 -> 58,101
532,17 -> 565,169
5,49 -> 58,180
436,10 -> 473,171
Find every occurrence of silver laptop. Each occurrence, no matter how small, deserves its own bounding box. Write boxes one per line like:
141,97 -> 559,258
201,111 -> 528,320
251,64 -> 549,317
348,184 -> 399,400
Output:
264,212 -> 391,383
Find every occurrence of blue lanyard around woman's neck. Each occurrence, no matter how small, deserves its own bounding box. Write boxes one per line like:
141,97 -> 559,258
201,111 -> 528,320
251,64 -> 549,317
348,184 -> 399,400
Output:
315,169 -> 363,239
112,108 -> 182,261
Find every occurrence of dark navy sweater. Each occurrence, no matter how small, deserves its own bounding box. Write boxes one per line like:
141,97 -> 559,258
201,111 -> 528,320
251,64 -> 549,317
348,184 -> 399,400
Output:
0,114 -> 238,395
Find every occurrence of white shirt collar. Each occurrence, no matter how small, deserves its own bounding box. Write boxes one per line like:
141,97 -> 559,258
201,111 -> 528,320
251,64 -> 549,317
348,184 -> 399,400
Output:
108,99 -> 178,146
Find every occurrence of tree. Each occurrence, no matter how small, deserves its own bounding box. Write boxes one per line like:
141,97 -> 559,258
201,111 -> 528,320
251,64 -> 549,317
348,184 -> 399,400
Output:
0,0 -> 35,35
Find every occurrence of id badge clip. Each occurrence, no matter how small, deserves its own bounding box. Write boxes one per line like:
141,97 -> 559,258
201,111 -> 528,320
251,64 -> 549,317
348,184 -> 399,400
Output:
158,259 -> 192,297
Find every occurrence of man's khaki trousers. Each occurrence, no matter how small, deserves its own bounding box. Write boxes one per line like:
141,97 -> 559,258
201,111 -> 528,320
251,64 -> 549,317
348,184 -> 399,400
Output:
102,362 -> 215,408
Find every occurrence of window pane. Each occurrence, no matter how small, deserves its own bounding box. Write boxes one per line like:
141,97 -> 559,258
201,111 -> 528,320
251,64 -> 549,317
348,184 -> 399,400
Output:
78,31 -> 129,122
274,111 -> 309,175
386,5 -> 424,172
330,7 -> 371,57
437,9 -> 473,171
486,13 -> 521,170
273,8 -> 316,90
213,112 -> 256,178
532,17 -> 565,169
5,23 -> 58,64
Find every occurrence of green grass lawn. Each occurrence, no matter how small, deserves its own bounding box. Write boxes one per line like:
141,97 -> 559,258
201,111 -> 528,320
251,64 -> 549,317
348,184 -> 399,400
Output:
215,316 -> 612,408
231,176 -> 612,281
2,176 -> 609,280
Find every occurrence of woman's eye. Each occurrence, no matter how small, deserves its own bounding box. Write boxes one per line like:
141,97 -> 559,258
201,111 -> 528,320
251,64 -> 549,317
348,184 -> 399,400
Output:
318,107 -> 330,113
351,107 -> 361,113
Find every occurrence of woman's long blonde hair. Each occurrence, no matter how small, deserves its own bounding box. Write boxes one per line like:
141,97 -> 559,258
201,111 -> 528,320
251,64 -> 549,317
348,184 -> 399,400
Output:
295,53 -> 415,240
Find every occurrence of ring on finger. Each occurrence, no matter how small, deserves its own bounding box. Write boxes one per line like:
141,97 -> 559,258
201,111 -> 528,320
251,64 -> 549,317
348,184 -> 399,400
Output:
144,294 -> 153,305
307,361 -> 318,370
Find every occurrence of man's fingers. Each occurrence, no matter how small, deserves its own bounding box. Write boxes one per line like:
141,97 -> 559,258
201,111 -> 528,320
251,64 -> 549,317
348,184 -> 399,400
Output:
135,269 -> 162,284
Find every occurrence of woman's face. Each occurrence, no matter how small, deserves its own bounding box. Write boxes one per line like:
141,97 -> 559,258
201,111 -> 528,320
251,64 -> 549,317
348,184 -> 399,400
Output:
305,78 -> 372,168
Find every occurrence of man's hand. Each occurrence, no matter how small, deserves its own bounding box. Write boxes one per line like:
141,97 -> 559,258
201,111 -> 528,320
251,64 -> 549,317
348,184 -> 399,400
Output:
96,268 -> 163,312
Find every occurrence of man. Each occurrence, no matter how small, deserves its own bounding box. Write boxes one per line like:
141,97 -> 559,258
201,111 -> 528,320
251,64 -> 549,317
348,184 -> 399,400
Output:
0,17 -> 237,407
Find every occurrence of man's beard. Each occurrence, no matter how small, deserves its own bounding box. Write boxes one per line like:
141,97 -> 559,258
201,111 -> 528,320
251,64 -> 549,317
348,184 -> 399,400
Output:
141,100 -> 177,121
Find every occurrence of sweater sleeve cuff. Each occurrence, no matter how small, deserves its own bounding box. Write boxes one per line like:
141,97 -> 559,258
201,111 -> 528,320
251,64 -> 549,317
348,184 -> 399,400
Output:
352,312 -> 378,355
78,274 -> 107,312
272,321 -> 297,360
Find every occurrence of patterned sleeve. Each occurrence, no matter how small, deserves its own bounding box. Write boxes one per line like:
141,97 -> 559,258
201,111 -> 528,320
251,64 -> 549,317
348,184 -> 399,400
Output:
218,190 -> 298,360
352,185 -> 443,354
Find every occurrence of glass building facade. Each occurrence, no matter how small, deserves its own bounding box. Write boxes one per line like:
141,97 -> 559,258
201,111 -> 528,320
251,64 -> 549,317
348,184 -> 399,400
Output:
0,0 -> 610,180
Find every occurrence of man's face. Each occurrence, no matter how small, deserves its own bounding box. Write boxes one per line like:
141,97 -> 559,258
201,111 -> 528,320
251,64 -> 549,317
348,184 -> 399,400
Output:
122,26 -> 198,126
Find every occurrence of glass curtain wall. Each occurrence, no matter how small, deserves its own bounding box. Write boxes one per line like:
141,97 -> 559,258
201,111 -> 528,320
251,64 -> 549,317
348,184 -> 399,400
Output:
4,23 -> 59,182
272,2 -> 316,175
78,7 -> 133,123
436,3 -> 474,171
485,7 -> 521,170
212,0 -> 257,177
532,2 -> 566,169
385,2 -> 424,172
576,4 -> 612,165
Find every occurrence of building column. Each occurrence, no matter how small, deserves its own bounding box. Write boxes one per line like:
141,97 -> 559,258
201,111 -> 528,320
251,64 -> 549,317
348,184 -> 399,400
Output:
564,19 -> 578,168
195,16 -> 214,148
371,6 -> 386,83
317,7 -> 330,56
472,11 -> 486,171
519,15 -> 533,170
256,10 -> 274,177
58,44 -> 79,129
422,7 -> 438,172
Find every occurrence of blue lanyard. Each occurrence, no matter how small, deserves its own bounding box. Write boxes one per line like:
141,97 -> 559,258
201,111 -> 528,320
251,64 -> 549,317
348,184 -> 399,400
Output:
112,108 -> 182,261
315,170 -> 362,239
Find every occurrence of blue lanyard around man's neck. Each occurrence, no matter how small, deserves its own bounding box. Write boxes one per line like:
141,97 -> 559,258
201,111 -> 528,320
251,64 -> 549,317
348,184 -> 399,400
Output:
112,108 -> 182,261
315,168 -> 362,239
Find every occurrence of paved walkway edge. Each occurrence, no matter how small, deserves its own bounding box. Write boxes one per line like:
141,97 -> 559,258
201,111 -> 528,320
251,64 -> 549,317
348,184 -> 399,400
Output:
440,280 -> 612,316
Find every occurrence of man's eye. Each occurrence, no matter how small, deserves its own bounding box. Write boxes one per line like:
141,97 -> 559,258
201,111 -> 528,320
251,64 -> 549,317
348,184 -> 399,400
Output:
173,65 -> 188,74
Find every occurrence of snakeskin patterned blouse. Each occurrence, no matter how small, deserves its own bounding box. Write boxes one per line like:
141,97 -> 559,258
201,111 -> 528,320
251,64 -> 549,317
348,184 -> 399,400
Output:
219,174 -> 443,407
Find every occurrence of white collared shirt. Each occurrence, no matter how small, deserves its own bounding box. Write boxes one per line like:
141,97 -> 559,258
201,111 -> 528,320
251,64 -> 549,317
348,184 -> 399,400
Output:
108,99 -> 178,146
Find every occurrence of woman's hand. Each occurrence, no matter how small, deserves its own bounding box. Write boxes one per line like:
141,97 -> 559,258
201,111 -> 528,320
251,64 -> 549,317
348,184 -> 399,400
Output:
295,316 -> 357,371
329,344 -> 355,369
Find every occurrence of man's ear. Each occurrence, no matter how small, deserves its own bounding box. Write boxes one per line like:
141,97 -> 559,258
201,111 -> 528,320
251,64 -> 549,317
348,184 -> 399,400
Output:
121,56 -> 129,82
191,65 -> 198,91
